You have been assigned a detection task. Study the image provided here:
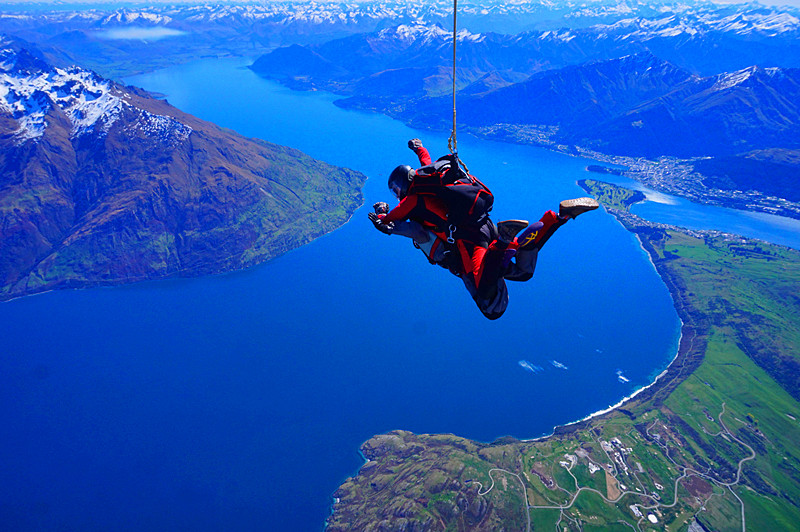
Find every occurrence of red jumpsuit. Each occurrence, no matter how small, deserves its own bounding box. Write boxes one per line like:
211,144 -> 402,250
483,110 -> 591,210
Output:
381,146 -> 512,300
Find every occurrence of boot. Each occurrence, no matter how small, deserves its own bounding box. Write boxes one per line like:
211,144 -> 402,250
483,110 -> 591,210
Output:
559,197 -> 599,220
497,220 -> 529,244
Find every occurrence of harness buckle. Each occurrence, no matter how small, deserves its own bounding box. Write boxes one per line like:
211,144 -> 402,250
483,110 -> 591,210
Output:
447,224 -> 457,244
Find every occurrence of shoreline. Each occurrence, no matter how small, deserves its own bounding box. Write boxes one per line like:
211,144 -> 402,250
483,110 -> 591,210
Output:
526,210 -> 690,440
0,196 -> 365,305
242,70 -> 795,222
525,322 -> 685,442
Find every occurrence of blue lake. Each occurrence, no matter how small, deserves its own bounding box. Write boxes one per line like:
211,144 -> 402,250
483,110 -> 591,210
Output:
2,57 -> 794,531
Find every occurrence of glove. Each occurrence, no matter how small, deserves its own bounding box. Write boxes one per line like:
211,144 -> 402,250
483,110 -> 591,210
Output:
373,201 -> 390,215
368,212 -> 393,235
408,138 -> 423,150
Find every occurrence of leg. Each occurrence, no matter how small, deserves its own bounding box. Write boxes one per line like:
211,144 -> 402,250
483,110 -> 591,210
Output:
519,197 -> 599,251
504,247 -> 539,282
529,209 -> 565,250
472,241 -> 508,299
462,274 -> 509,321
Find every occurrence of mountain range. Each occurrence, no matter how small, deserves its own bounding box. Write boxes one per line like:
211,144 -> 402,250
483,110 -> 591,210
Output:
251,20 -> 800,204
0,41 -> 365,301
408,54 -> 800,159
3,1 -> 799,78
251,21 -> 800,157
249,3 -> 800,90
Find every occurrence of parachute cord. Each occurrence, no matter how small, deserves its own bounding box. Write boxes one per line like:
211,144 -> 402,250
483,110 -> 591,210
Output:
447,0 -> 470,176
448,0 -> 458,157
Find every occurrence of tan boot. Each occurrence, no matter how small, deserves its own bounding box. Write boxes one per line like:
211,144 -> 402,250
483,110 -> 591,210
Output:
559,198 -> 599,220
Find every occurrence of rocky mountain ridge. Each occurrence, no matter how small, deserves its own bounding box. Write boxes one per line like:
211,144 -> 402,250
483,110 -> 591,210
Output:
590,64 -> 800,157
0,48 -> 185,145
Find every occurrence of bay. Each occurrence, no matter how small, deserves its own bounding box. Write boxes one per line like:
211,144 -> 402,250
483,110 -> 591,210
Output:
0,57 -> 713,531
596,175 -> 800,250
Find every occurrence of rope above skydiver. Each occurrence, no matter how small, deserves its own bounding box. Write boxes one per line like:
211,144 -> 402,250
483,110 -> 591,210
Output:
448,0 -> 458,157
447,0 -> 470,175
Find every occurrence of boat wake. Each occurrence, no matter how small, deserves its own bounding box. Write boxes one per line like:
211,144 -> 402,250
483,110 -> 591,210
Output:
518,360 -> 544,374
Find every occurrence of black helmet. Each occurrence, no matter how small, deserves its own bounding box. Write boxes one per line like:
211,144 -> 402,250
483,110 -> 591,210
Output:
388,165 -> 414,199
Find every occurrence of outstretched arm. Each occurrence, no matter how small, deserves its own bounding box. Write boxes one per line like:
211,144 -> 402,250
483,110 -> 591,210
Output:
369,197 -> 420,234
382,194 -> 419,224
408,138 -> 432,166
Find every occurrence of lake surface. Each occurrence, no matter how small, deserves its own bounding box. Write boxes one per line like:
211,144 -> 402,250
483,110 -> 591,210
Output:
2,57 -> 793,531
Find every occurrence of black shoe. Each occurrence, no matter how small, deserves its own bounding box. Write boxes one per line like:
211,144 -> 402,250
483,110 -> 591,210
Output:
559,198 -> 599,220
497,219 -> 529,243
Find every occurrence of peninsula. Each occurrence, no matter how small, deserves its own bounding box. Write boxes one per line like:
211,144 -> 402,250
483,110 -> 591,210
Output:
0,45 -> 365,301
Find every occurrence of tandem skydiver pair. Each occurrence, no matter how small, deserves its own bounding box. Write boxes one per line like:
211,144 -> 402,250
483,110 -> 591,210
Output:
369,139 -> 599,320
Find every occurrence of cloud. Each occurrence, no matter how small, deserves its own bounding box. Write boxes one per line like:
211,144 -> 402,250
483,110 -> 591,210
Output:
97,27 -> 187,41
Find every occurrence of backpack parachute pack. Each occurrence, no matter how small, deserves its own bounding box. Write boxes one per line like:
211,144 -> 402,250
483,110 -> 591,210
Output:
409,155 -> 494,229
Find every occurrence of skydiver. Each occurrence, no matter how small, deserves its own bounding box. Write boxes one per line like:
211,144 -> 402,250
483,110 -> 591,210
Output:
369,139 -> 598,319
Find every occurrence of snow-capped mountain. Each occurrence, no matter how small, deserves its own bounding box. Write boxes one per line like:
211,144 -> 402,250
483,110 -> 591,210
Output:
3,1 -> 798,36
0,43 -> 364,301
100,10 -> 173,27
591,64 -> 800,157
618,9 -> 800,37
2,1 -> 798,80
250,22 -> 544,94
0,47 -> 190,145
383,23 -> 486,44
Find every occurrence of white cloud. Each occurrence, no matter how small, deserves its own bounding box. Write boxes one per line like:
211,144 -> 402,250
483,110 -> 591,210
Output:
96,27 -> 187,41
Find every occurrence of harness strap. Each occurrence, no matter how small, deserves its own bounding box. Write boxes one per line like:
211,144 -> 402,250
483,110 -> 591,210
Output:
455,240 -> 472,275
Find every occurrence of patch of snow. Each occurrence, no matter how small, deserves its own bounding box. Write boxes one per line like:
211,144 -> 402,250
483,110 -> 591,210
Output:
0,62 -> 124,142
712,66 -> 756,91
387,23 -> 450,43
540,29 -> 576,42
126,109 -> 192,146
382,23 -> 483,44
